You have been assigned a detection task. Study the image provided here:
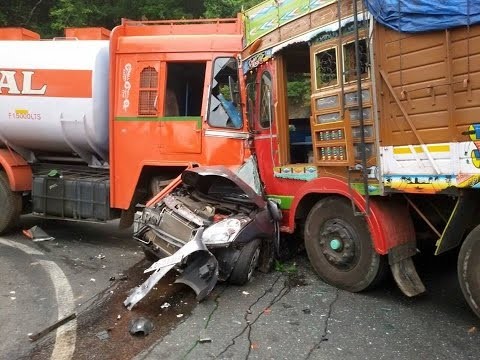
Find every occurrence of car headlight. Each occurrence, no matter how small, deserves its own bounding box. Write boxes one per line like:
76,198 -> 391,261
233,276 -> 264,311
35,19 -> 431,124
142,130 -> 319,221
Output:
202,217 -> 249,246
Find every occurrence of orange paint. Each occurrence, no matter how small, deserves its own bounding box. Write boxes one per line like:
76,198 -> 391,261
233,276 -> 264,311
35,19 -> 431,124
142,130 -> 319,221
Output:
0,69 -> 92,97
64,27 -> 110,40
0,148 -> 32,191
0,27 -> 40,40
109,16 -> 248,210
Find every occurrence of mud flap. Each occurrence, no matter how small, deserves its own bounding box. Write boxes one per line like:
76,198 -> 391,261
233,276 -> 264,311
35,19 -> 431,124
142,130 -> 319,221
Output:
389,243 -> 426,297
124,228 -> 214,310
174,252 -> 218,301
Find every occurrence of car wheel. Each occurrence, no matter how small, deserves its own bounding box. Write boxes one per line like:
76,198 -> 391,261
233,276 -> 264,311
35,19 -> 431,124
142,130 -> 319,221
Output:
229,239 -> 261,285
458,225 -> 480,319
0,171 -> 22,235
305,197 -> 387,292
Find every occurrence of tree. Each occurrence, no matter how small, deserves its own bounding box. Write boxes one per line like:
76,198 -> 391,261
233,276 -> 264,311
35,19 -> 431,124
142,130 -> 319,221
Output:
204,0 -> 262,18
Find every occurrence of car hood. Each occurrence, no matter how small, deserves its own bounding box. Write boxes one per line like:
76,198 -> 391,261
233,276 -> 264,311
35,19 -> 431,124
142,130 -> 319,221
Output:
181,165 -> 266,208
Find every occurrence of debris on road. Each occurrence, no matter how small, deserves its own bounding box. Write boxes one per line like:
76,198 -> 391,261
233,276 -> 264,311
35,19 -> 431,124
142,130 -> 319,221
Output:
29,313 -> 77,342
129,317 -> 154,336
22,226 -> 55,242
160,302 -> 171,309
96,330 -> 110,341
468,326 -> 477,334
176,314 -> 184,318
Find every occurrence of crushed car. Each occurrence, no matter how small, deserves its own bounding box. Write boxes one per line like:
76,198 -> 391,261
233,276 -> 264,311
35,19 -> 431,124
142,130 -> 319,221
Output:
124,159 -> 281,310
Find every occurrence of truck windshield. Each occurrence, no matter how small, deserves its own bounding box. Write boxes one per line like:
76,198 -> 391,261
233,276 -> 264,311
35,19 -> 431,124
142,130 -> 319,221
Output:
208,57 -> 242,129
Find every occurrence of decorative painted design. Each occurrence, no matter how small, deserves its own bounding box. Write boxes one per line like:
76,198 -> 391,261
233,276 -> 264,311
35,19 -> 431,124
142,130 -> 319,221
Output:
381,132 -> 480,193
383,174 -> 480,194
267,195 -> 294,210
243,0 -> 336,46
121,63 -> 132,112
242,49 -> 273,73
273,165 -> 317,180
350,183 -> 381,196
466,124 -> 480,168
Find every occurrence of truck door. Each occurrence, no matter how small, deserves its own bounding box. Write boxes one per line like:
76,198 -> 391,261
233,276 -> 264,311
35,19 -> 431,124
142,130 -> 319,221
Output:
159,62 -> 206,154
248,61 -> 280,192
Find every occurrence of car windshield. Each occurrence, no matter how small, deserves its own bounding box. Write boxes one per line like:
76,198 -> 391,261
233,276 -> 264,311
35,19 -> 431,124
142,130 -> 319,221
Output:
234,157 -> 263,196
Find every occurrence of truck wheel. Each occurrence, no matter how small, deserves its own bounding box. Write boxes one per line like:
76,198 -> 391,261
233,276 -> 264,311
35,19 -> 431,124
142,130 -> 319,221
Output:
0,171 -> 22,235
229,239 -> 261,285
458,226 -> 480,319
305,197 -> 386,292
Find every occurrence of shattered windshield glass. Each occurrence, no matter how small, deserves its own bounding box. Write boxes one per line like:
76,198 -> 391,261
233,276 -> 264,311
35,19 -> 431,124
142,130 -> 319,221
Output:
235,156 -> 263,196
208,57 -> 242,129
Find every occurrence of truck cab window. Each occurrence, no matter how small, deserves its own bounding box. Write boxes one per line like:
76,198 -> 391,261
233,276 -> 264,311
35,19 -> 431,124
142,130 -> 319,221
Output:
208,57 -> 242,129
259,71 -> 273,129
165,62 -> 206,117
138,66 -> 158,116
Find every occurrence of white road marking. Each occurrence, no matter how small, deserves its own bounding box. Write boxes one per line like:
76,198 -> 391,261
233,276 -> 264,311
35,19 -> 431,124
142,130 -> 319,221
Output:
0,238 -> 77,360
0,238 -> 44,255
38,260 -> 77,360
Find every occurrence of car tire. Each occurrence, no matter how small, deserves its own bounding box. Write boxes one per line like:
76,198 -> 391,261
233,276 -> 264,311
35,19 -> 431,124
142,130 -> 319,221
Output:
458,225 -> 480,319
0,171 -> 22,235
229,239 -> 261,285
305,196 -> 387,292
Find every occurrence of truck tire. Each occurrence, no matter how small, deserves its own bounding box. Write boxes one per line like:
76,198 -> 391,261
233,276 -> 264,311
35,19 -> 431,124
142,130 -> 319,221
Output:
458,225 -> 480,319
229,239 -> 261,285
0,171 -> 22,235
305,197 -> 386,292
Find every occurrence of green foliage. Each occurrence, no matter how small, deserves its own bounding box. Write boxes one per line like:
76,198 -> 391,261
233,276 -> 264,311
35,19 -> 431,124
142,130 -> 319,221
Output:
274,260 -> 297,274
287,74 -> 311,106
204,0 -> 261,18
1,0 -> 266,37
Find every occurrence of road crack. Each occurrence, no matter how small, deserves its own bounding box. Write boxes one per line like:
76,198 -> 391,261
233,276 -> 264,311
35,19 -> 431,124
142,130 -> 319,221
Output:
182,285 -> 228,359
305,289 -> 340,359
216,274 -> 290,359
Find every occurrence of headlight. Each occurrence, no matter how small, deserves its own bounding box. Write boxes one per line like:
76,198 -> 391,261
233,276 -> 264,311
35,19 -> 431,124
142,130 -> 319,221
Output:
202,218 -> 248,246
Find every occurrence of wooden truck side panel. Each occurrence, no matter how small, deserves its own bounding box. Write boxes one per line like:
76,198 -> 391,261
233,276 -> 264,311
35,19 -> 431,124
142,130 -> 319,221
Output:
376,24 -> 480,146
375,23 -> 480,193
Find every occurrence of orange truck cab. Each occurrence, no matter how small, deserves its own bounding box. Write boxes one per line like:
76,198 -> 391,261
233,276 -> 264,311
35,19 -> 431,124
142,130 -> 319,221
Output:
0,17 -> 249,233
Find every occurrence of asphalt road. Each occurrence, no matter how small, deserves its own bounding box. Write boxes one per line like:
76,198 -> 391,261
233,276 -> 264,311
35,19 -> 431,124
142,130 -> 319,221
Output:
0,215 -> 143,359
137,252 -> 480,360
1,216 -> 479,360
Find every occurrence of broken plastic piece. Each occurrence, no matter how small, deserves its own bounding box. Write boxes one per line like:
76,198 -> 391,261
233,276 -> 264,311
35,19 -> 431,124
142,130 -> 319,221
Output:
22,226 -> 55,242
128,317 -> 154,336
124,228 -> 218,310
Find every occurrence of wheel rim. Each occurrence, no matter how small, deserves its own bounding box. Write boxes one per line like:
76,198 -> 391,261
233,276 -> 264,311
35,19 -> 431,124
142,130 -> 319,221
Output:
318,218 -> 359,271
247,247 -> 261,280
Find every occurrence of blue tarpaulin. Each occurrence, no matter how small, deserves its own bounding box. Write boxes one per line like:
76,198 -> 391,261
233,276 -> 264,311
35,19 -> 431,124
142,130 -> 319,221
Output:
365,0 -> 480,33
